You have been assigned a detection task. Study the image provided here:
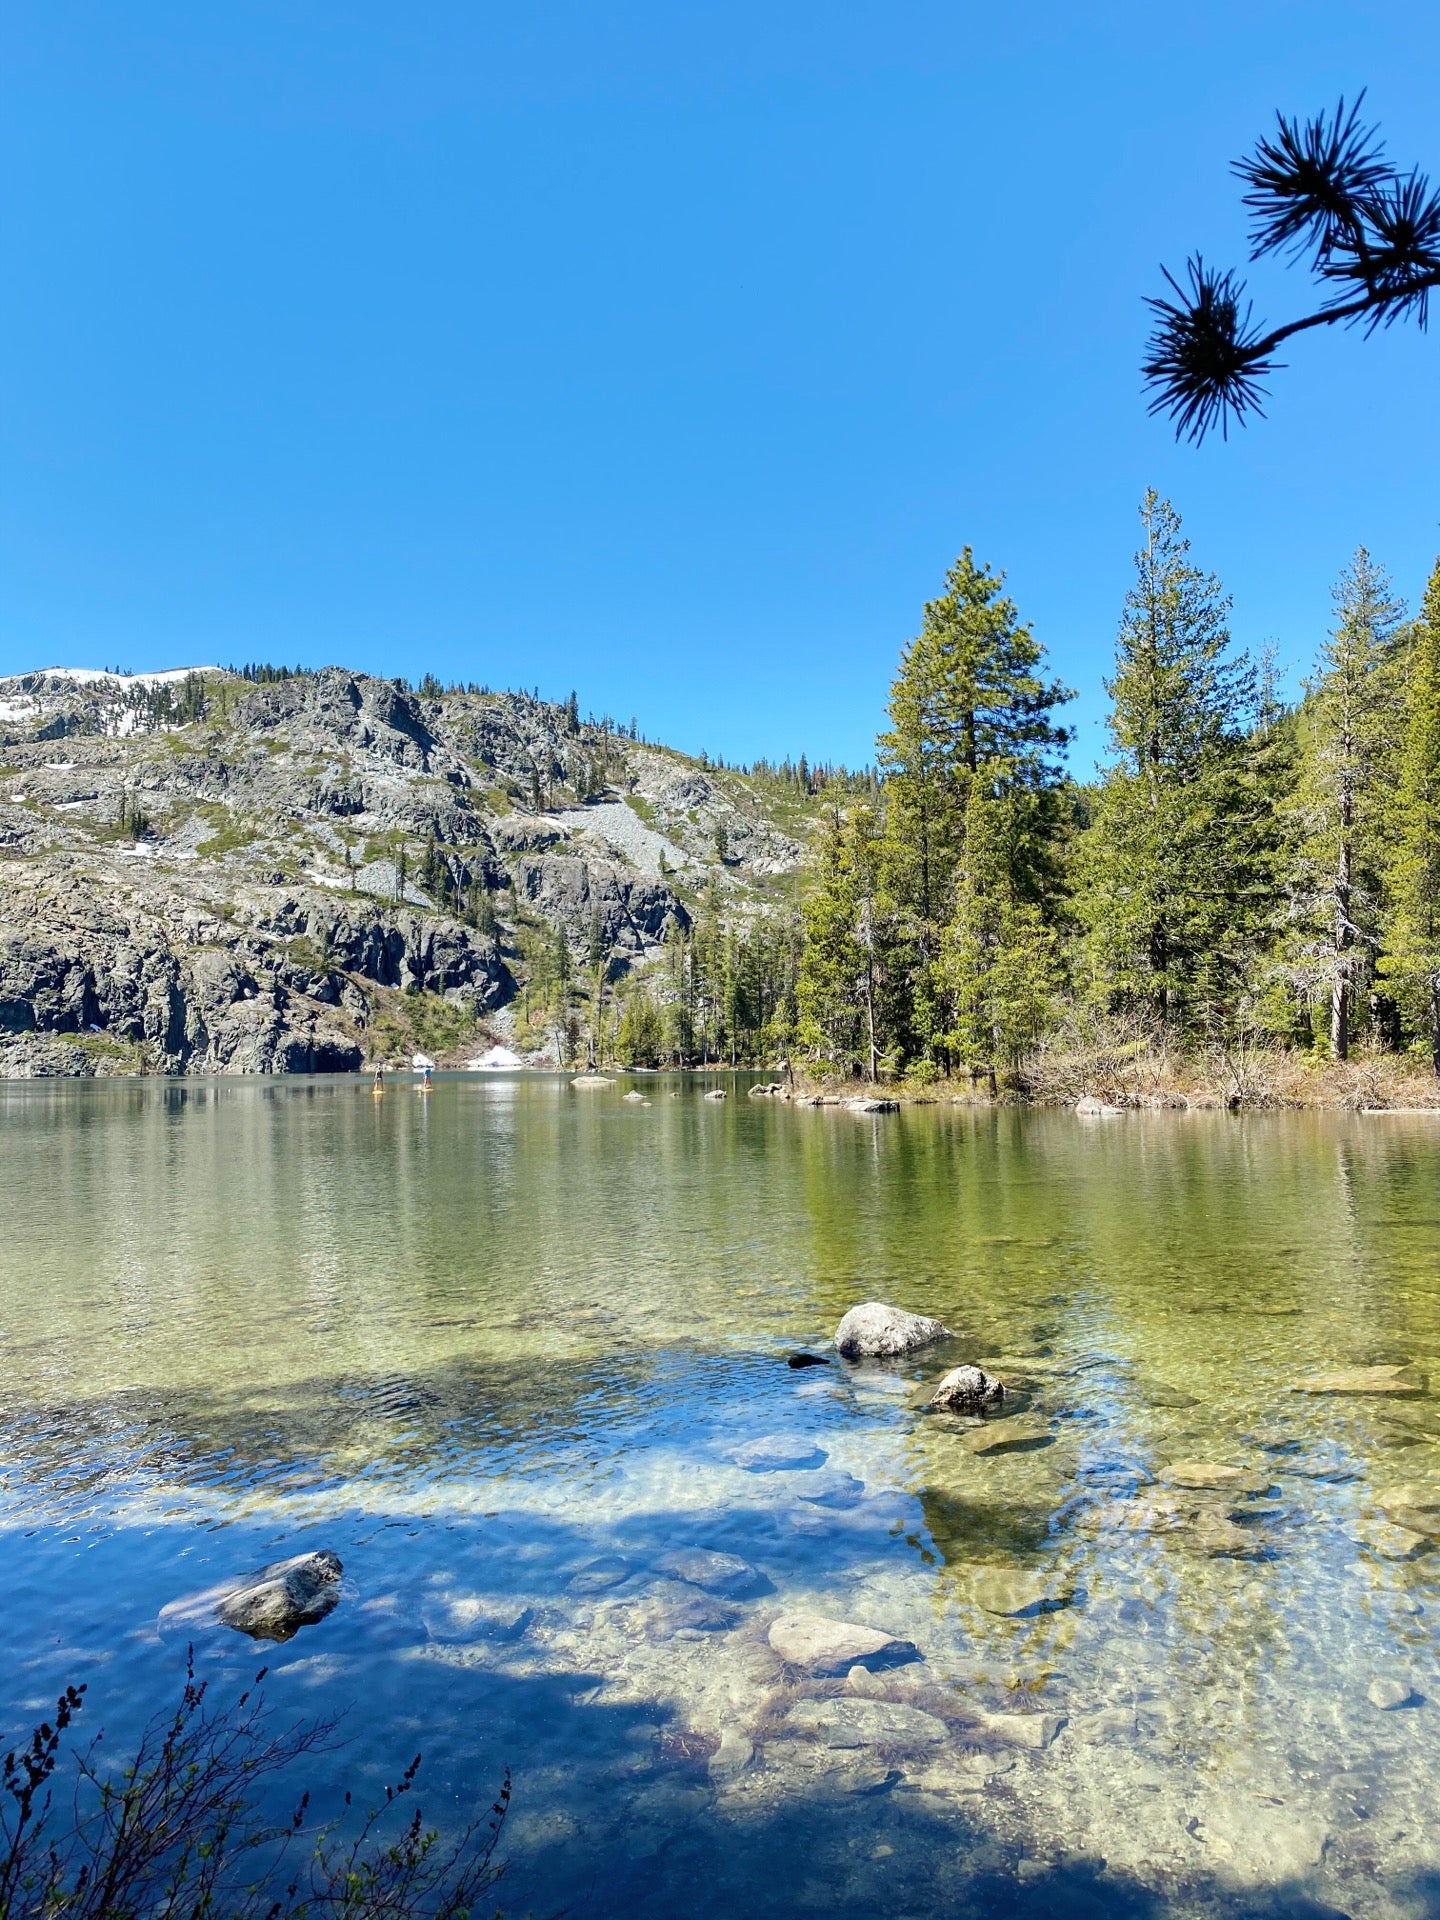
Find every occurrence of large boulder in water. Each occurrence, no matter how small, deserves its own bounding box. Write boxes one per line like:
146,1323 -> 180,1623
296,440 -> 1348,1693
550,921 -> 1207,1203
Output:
834,1301 -> 950,1358
214,1551 -> 343,1640
929,1364 -> 1004,1412
161,1551 -> 344,1642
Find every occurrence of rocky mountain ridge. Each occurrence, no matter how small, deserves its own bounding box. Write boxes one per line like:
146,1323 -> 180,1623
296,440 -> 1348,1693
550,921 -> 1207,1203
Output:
0,667 -> 812,1075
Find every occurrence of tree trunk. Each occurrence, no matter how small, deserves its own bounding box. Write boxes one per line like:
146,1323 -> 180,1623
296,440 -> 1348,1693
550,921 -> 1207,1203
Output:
1431,976 -> 1440,1078
1332,814 -> 1352,1061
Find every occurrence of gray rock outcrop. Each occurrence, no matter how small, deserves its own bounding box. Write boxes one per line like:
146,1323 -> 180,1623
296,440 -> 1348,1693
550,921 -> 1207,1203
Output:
928,1364 -> 1005,1412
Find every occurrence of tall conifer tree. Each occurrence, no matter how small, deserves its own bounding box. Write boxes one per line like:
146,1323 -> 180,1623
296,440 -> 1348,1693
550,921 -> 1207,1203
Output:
1381,559 -> 1440,1070
1287,548 -> 1405,1057
876,549 -> 1069,1068
1078,491 -> 1270,1034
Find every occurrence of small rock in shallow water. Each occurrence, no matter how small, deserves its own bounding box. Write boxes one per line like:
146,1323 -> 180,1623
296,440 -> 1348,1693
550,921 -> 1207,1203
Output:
794,1469 -> 866,1507
929,1365 -> 1005,1413
785,1696 -> 947,1749
1376,1483 -> 1440,1535
708,1729 -> 754,1784
970,1709 -> 1067,1750
570,1073 -> 615,1089
1291,1365 -> 1422,1396
656,1548 -> 759,1595
421,1594 -> 533,1642
1348,1515 -> 1429,1559
969,1568 -> 1074,1617
960,1414 -> 1051,1455
729,1434 -> 827,1472
768,1611 -> 917,1674
201,1550 -> 342,1641
834,1301 -> 950,1358
622,1089 -> 646,1102
567,1554 -> 633,1591
1367,1677 -> 1416,1710
1159,1462 -> 1271,1494
703,1088 -> 728,1101
786,1351 -> 829,1369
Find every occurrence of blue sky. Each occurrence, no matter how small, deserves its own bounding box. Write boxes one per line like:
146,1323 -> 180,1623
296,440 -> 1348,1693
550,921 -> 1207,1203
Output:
2,2 -> 1437,772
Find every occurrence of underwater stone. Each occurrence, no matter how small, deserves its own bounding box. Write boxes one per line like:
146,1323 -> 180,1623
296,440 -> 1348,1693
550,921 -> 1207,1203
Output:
729,1434 -> 828,1472
1376,1482 -> 1440,1532
656,1548 -> 760,1594
768,1611 -> 917,1674
834,1301 -> 951,1358
794,1469 -> 865,1507
969,1568 -> 1074,1617
1291,1366 -> 1422,1396
785,1696 -> 947,1749
1160,1462 -> 1272,1494
1367,1677 -> 1416,1710
970,1709 -> 1067,1750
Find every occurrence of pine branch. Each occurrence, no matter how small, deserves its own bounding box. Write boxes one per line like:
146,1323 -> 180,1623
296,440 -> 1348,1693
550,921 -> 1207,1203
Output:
1143,96 -> 1440,442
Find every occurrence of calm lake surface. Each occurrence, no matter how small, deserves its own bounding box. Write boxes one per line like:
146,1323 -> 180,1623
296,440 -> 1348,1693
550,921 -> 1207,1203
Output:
3,1075 -> 1440,1918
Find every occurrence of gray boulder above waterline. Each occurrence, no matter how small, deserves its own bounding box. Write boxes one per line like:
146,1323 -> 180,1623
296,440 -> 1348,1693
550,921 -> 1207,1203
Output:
165,1549 -> 343,1642
767,1611 -> 917,1674
1075,1096 -> 1124,1116
703,1088 -> 728,1101
570,1073 -> 615,1089
833,1301 -> 951,1358
846,1097 -> 899,1114
928,1364 -> 1005,1413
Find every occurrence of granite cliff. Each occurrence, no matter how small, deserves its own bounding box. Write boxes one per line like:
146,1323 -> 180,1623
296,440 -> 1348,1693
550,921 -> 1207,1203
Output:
0,667 -> 810,1075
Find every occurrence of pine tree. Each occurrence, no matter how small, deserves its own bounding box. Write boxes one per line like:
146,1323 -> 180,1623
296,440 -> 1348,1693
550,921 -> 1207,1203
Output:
1078,491 -> 1269,1036
877,549 -> 1070,1068
1380,558 -> 1440,1070
796,807 -> 887,1076
1286,548 -> 1405,1057
939,784 -> 1062,1086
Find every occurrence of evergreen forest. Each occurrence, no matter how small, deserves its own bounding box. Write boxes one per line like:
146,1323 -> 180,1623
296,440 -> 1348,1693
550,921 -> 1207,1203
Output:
597,493 -> 1440,1093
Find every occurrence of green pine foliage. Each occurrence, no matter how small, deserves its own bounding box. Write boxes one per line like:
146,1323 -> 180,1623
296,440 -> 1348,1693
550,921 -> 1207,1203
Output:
1075,491 -> 1276,1040
1380,558 -> 1440,1069
1283,549 -> 1407,1057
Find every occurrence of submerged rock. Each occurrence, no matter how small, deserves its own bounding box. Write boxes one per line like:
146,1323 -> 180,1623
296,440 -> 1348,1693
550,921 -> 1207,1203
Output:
785,1696 -> 946,1749
656,1548 -> 760,1595
834,1301 -> 951,1358
794,1469 -> 866,1507
210,1550 -> 343,1641
1367,1677 -> 1416,1710
928,1365 -> 1005,1414
1291,1365 -> 1422,1396
959,1414 -> 1052,1455
568,1554 -> 633,1591
768,1611 -> 918,1674
968,1567 -> 1074,1618
969,1709 -> 1068,1750
1159,1462 -> 1272,1494
786,1351 -> 830,1369
1376,1483 -> 1440,1535
728,1434 -> 827,1472
422,1593 -> 534,1642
